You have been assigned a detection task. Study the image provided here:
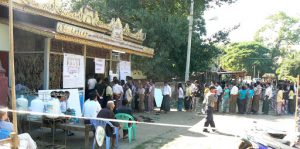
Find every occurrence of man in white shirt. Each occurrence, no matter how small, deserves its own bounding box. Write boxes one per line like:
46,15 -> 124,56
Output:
215,82 -> 223,112
87,75 -> 97,90
160,82 -> 172,113
112,80 -> 124,109
262,83 -> 272,114
229,82 -> 238,113
83,90 -> 101,125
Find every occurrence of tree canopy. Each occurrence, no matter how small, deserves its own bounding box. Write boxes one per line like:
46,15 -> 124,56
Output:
73,0 -> 236,81
220,42 -> 274,76
255,12 -> 300,80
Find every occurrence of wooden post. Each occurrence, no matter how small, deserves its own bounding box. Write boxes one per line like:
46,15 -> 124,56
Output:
83,45 -> 86,100
10,132 -> 19,149
43,38 -> 51,89
9,0 -> 18,134
295,75 -> 300,132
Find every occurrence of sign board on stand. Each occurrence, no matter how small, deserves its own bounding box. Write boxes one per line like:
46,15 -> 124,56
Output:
63,53 -> 85,88
95,58 -> 105,74
38,89 -> 82,117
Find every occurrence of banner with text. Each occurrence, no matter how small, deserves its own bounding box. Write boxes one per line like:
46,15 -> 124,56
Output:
95,58 -> 105,74
63,53 -> 85,88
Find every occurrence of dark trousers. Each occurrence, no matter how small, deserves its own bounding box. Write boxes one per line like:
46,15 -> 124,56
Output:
288,99 -> 295,114
204,106 -> 215,130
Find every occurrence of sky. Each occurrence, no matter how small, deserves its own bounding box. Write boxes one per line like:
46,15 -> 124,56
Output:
204,0 -> 300,42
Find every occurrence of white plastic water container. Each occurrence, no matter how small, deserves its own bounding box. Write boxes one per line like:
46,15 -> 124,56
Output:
28,97 -> 44,121
16,95 -> 28,113
44,98 -> 62,118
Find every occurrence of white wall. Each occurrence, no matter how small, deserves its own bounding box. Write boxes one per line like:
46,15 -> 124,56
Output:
0,23 -> 10,51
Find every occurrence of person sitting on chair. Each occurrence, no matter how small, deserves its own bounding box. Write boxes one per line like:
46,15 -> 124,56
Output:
0,106 -> 37,149
115,99 -> 138,139
97,101 -> 120,147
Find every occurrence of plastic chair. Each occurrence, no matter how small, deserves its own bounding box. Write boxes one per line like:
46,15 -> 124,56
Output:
90,119 -> 119,149
115,113 -> 136,143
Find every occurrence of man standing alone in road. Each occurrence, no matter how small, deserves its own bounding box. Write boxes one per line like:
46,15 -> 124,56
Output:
203,86 -> 218,133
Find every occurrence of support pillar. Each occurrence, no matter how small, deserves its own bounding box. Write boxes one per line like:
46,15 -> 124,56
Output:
43,38 -> 50,89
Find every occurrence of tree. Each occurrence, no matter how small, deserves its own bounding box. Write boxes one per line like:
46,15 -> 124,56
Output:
73,0 -> 236,81
255,12 -> 300,57
255,12 -> 300,80
276,52 -> 300,81
220,42 -> 274,76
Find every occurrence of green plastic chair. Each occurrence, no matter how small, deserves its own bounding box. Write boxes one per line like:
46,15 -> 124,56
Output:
115,113 -> 136,143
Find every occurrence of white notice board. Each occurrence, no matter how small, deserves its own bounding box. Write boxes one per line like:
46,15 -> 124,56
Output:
63,53 -> 85,88
119,61 -> 131,81
95,58 -> 105,74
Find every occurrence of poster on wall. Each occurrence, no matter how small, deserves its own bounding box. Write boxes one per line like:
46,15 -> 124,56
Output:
38,89 -> 82,117
0,23 -> 9,51
63,53 -> 85,88
119,61 -> 131,81
95,58 -> 105,74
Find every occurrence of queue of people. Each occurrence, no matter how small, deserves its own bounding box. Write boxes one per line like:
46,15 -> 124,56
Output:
199,80 -> 297,116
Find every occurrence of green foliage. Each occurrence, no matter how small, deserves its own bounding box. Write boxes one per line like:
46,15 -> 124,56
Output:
255,12 -> 300,80
276,52 -> 300,80
255,12 -> 300,56
220,42 -> 274,76
73,0 -> 235,81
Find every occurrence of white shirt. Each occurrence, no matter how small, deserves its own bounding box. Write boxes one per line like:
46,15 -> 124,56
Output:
265,86 -> 272,99
216,85 -> 223,96
83,99 -> 101,118
163,85 -> 172,96
113,84 -> 124,94
125,89 -> 133,102
88,78 -> 97,90
178,87 -> 184,98
231,86 -> 238,95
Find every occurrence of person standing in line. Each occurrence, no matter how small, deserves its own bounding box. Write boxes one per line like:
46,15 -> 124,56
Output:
215,82 -> 223,112
262,83 -> 272,115
202,83 -> 210,114
221,85 -> 230,113
276,86 -> 285,115
283,85 -> 289,114
203,86 -> 218,133
103,78 -> 113,107
192,80 -> 201,112
112,79 -> 124,109
138,84 -> 145,112
160,82 -> 172,113
147,81 -> 155,112
238,86 -> 247,114
288,86 -> 295,114
87,74 -> 97,92
124,83 -> 133,107
144,82 -> 150,112
252,82 -> 262,114
82,90 -> 101,125
246,85 -> 254,114
185,81 -> 193,112
229,82 -> 238,113
177,83 -> 184,112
